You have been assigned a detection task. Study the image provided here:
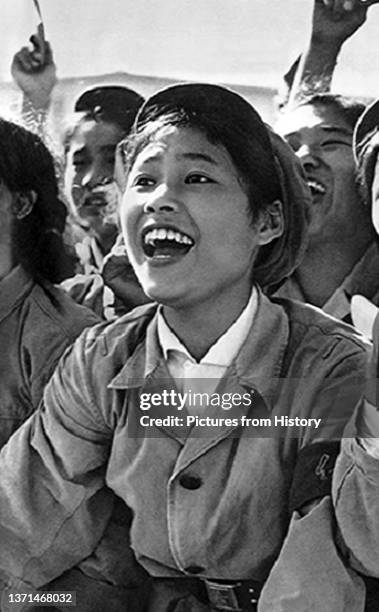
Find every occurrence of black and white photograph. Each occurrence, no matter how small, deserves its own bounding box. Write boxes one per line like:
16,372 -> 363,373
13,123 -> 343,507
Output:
0,1 -> 379,610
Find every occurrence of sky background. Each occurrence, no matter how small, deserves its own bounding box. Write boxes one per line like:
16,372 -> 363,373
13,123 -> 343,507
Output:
1,0 -> 379,95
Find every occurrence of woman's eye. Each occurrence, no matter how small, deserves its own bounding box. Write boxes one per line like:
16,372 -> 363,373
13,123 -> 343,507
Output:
186,174 -> 214,184
132,176 -> 155,187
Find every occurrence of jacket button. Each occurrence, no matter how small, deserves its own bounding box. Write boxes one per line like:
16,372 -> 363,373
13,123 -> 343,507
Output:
185,565 -> 205,574
179,474 -> 202,490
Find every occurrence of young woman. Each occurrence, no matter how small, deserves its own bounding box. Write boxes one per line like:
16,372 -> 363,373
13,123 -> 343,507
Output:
61,86 -> 150,318
0,118 -> 98,449
0,84 -> 369,612
0,118 -> 148,612
63,85 -> 144,262
12,37 -> 148,317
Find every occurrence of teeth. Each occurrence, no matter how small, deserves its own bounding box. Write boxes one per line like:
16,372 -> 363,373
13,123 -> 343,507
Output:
307,179 -> 326,194
144,227 -> 194,246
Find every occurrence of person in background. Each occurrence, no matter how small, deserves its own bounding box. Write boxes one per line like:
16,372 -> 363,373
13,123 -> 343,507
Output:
277,6 -> 379,608
0,118 -> 99,450
60,85 -> 150,317
0,83 -> 370,612
0,119 -> 112,612
63,85 -> 144,266
279,0 -> 379,109
0,120 -> 139,612
12,33 -> 149,319
333,98 -> 379,609
275,0 -> 379,332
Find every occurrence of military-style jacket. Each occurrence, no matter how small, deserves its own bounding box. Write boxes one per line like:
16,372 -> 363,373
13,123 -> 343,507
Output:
0,292 -> 369,598
0,265 -> 99,448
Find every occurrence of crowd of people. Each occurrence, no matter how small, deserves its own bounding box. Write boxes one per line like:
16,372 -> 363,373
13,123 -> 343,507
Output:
1,1 -> 379,610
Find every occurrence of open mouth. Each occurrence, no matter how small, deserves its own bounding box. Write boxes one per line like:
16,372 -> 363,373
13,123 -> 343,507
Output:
142,226 -> 195,259
78,191 -> 117,218
307,179 -> 326,197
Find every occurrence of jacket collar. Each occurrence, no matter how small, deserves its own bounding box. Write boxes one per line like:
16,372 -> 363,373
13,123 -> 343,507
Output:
109,312 -> 162,388
109,291 -> 289,463
231,289 -> 289,407
0,266 -> 34,325
109,289 -> 289,411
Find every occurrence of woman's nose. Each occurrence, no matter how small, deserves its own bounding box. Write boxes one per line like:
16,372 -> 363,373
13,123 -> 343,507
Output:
143,184 -> 180,214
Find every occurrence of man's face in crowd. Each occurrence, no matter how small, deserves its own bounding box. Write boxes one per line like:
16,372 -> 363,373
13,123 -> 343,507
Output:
276,103 -> 359,246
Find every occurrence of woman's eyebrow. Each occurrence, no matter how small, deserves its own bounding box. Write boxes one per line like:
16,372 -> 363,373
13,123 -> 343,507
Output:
137,151 -> 219,166
179,152 -> 218,165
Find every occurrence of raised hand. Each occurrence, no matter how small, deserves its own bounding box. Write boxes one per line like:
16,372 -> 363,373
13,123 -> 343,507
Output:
11,25 -> 57,109
313,0 -> 379,45
285,0 -> 379,107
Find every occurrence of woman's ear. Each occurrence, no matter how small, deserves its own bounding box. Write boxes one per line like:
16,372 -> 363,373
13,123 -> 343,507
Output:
256,199 -> 284,246
114,142 -> 128,193
12,190 -> 37,220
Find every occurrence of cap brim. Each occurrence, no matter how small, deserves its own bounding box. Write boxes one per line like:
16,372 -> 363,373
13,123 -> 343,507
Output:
135,82 -> 265,128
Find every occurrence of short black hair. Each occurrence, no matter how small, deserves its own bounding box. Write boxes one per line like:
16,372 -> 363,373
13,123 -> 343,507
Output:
120,109 -> 282,222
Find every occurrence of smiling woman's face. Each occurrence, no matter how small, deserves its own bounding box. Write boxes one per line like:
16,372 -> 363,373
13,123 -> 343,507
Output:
121,125 -> 274,311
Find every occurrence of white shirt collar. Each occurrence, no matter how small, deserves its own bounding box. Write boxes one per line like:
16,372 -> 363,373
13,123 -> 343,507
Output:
157,286 -> 258,367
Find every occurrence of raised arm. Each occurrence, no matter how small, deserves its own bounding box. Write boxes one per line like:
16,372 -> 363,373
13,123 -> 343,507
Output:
287,0 -> 379,108
11,26 -> 57,139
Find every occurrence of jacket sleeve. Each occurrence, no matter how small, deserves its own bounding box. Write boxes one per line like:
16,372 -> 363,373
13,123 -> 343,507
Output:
289,341 -> 368,511
0,326 -> 115,588
332,314 -> 379,578
259,341 -> 370,610
333,436 -> 379,578
258,497 -> 366,612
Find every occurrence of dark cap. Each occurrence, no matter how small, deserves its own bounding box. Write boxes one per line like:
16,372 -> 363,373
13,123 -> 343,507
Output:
135,82 -> 273,149
133,83 -> 310,290
75,85 -> 144,134
353,98 -> 379,164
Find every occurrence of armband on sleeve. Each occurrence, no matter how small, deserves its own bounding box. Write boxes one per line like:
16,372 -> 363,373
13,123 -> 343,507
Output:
289,441 -> 340,513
